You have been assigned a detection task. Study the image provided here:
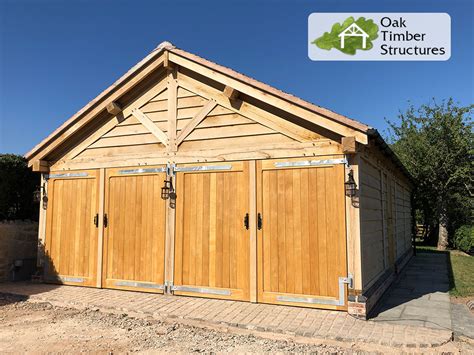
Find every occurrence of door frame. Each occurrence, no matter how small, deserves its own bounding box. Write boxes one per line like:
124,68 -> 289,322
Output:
44,169 -> 100,287
100,165 -> 168,293
255,157 -> 350,310
171,161 -> 252,301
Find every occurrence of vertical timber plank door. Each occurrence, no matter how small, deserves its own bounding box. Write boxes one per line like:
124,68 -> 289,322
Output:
256,158 -> 348,310
44,170 -> 99,287
173,161 -> 250,301
102,166 -> 167,293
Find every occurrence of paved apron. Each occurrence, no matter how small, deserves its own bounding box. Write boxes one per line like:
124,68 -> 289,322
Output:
0,281 -> 453,348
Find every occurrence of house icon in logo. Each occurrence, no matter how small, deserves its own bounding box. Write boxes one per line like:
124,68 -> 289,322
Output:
338,23 -> 369,49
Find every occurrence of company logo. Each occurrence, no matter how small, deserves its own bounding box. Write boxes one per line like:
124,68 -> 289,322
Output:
308,13 -> 451,61
312,17 -> 379,55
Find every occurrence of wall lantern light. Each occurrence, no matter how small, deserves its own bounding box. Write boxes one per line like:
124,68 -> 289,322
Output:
33,187 -> 42,203
33,183 -> 48,209
161,178 -> 177,209
161,180 -> 172,200
345,170 -> 357,198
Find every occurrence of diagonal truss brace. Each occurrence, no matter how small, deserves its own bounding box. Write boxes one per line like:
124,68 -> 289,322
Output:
132,108 -> 169,146
176,99 -> 217,146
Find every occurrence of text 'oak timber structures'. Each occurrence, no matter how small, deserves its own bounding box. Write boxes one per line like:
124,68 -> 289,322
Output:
26,41 -> 413,317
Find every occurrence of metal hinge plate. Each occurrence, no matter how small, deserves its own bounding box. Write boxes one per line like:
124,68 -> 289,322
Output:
276,275 -> 353,306
170,285 -> 231,296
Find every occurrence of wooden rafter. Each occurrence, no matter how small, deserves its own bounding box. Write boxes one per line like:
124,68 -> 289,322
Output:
132,108 -> 168,146
32,160 -> 49,172
106,102 -> 122,115
342,136 -> 356,154
65,115 -> 123,160
177,72 -> 315,143
62,80 -> 168,161
26,53 -> 168,165
176,99 -> 217,146
169,51 -> 368,144
223,85 -> 239,100
26,42 -> 374,167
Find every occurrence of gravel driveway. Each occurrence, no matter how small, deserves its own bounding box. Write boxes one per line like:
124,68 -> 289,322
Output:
1,293 -> 472,353
0,294 -> 348,353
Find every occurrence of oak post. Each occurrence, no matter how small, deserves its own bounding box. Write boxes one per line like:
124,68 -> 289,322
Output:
36,174 -> 48,267
248,160 -> 257,302
96,168 -> 106,288
164,168 -> 176,293
167,68 -> 178,152
345,153 -> 362,292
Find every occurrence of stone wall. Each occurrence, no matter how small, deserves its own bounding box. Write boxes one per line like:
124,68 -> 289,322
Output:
0,220 -> 38,281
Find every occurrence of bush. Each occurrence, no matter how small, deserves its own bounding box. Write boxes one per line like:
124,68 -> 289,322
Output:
453,225 -> 474,254
0,154 -> 39,220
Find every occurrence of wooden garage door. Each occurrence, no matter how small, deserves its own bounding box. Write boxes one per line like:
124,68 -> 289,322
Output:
257,159 -> 348,310
44,170 -> 99,287
173,162 -> 250,301
102,166 -> 167,293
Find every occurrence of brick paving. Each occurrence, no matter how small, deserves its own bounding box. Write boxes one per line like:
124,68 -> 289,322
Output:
0,282 -> 453,348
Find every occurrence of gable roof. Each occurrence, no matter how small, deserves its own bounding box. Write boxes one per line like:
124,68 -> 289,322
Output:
24,41 -> 412,182
339,23 -> 369,37
25,41 -> 373,163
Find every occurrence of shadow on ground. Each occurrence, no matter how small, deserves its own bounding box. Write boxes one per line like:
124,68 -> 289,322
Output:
0,246 -> 60,306
370,249 -> 453,330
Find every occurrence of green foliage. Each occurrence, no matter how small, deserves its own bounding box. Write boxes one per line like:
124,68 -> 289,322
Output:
0,154 -> 39,220
453,225 -> 474,254
312,17 -> 379,55
386,99 -> 473,247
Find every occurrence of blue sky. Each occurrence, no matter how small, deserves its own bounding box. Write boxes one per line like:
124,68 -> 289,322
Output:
0,0 -> 472,155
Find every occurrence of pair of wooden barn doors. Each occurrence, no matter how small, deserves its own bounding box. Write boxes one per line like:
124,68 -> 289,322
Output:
44,159 -> 348,309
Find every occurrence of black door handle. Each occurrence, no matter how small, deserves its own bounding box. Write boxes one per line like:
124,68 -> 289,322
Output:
257,213 -> 262,230
103,214 -> 108,228
244,213 -> 249,230
93,213 -> 99,228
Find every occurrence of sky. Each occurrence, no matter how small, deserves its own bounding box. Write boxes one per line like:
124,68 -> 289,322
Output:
0,0 -> 472,155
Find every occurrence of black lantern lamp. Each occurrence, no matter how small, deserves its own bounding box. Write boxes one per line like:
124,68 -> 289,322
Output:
161,178 -> 177,209
161,180 -> 172,200
345,169 -> 357,197
169,189 -> 177,209
33,183 -> 48,209
33,187 -> 42,203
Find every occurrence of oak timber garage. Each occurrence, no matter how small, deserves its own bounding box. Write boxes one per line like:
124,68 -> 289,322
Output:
27,41 -> 413,317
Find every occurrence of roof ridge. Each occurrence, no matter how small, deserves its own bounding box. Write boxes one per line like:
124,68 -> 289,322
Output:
154,41 -> 175,51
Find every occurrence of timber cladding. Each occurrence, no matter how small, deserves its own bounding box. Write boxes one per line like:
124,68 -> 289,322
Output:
102,167 -> 167,293
26,41 -> 413,313
257,160 -> 347,310
359,156 -> 412,290
174,162 -> 250,301
44,170 -> 99,286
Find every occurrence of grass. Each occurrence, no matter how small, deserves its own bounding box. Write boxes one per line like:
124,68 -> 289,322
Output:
416,245 -> 474,297
449,252 -> 474,297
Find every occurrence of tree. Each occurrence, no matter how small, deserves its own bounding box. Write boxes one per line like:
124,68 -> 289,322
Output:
0,154 -> 39,220
386,99 -> 473,250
